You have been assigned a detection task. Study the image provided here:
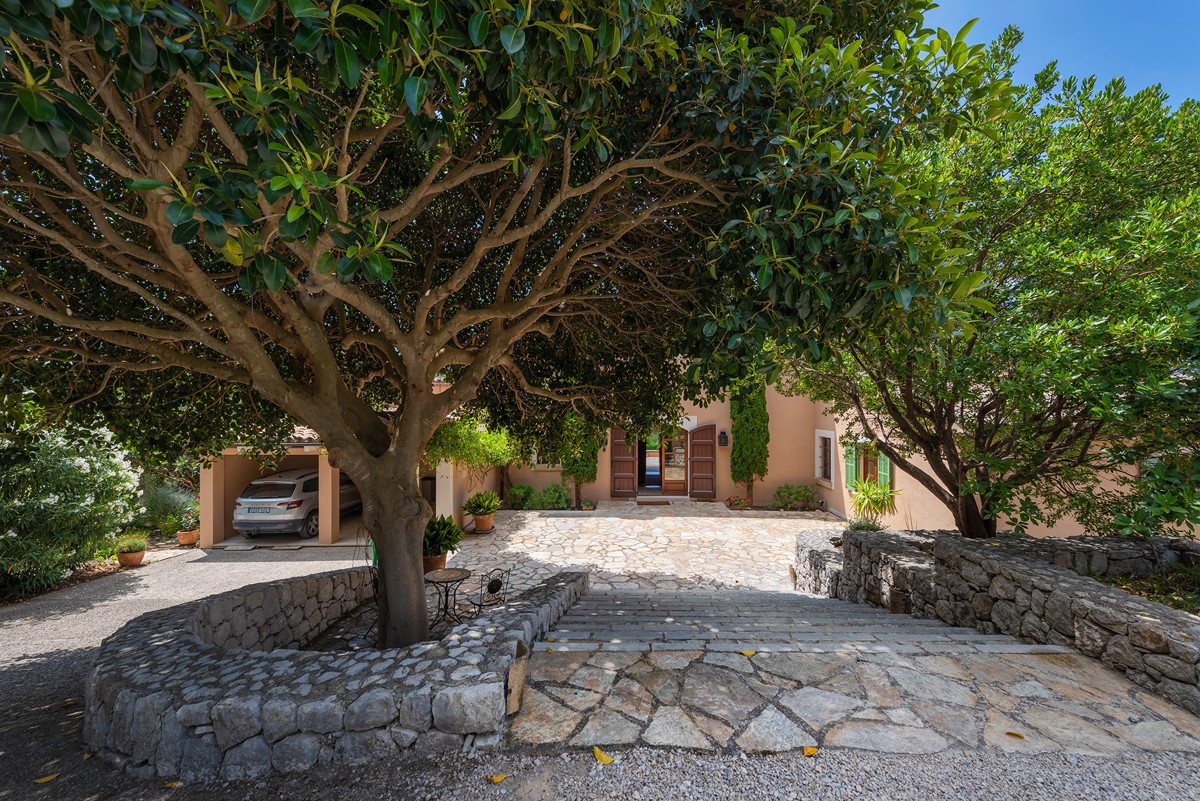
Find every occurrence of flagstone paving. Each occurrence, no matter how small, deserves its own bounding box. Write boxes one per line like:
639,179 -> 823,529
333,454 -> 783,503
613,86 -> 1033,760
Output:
509,590 -> 1200,757
443,502 -> 1200,757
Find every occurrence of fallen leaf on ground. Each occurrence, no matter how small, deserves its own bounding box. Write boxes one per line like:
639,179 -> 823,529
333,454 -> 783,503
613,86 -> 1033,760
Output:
82,753 -> 91,760
546,638 -> 555,642
161,782 -> 177,789
62,701 -> 77,707
593,746 -> 614,765
1005,731 -> 1025,740
739,650 -> 756,656
34,774 -> 60,784
803,747 -> 819,757
486,775 -> 510,784
547,648 -> 553,653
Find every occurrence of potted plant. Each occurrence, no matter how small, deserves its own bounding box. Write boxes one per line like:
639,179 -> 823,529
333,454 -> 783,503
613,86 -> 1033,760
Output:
175,506 -> 200,546
422,515 -> 464,573
580,498 -> 597,511
725,496 -> 752,511
463,491 -> 501,533
115,534 -> 148,567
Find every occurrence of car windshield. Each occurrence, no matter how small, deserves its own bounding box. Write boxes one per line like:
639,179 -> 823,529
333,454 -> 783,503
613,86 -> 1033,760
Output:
239,482 -> 295,500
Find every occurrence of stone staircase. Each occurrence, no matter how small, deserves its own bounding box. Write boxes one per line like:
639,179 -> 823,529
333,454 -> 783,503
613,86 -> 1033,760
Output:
539,588 -> 1007,653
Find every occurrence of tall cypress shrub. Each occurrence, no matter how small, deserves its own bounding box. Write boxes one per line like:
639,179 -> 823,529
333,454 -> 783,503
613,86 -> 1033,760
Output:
730,385 -> 770,502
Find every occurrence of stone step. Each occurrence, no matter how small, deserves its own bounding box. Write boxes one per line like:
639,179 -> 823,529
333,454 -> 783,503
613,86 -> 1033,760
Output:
547,589 -> 1001,653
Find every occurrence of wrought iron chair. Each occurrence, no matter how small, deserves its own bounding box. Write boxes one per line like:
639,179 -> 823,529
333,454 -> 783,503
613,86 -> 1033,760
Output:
470,568 -> 512,614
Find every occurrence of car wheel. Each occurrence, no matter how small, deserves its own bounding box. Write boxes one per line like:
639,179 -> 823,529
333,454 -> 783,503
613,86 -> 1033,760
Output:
300,510 -> 320,539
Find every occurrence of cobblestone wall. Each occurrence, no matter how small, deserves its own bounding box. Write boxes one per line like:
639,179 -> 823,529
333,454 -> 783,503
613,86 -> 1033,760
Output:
795,529 -> 1200,716
84,567 -> 588,780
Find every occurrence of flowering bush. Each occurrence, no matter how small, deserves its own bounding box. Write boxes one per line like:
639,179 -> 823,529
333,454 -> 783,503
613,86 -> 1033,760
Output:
0,427 -> 141,597
725,496 -> 752,510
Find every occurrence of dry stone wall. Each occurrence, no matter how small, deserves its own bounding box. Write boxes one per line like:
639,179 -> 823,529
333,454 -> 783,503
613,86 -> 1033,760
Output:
795,529 -> 1200,716
85,567 -> 588,781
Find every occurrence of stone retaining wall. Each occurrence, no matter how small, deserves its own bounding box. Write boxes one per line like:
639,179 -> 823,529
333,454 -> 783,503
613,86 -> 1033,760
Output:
794,529 -> 1200,716
85,567 -> 588,781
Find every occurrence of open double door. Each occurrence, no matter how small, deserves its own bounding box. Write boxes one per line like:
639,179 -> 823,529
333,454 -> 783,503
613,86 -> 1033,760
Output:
610,425 -> 715,499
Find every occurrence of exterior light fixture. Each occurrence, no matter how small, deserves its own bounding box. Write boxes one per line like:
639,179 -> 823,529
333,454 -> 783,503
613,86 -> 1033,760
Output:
718,431 -> 729,446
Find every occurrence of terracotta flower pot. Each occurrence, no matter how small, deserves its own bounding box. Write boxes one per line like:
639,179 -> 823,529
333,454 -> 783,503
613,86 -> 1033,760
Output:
177,529 -> 200,546
423,553 -> 447,573
117,551 -> 145,567
471,513 -> 494,533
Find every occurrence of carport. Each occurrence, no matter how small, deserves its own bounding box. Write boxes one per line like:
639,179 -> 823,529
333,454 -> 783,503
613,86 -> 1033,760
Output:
198,435 -> 453,548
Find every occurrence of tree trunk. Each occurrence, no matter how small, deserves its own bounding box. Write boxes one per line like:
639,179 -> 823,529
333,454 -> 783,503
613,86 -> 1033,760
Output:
746,480 -> 754,505
360,476 -> 431,648
574,478 -> 582,510
955,494 -> 996,539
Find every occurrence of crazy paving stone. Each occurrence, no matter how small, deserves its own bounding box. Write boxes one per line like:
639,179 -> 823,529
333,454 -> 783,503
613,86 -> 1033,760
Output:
568,708 -> 642,747
679,665 -> 765,726
545,686 -> 603,711
735,706 -> 816,754
822,721 -> 949,754
604,679 -> 655,723
641,706 -> 711,750
1019,708 -> 1128,755
778,686 -> 862,730
509,689 -> 583,744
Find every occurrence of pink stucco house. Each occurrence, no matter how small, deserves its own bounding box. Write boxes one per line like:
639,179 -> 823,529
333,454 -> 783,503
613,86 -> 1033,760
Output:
199,384 -> 1097,547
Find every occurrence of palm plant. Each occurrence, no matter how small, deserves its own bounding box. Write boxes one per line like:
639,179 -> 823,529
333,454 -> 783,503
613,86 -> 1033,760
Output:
849,478 -> 899,526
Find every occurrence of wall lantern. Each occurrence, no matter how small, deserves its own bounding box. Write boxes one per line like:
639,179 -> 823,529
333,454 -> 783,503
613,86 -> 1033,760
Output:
718,431 -> 729,447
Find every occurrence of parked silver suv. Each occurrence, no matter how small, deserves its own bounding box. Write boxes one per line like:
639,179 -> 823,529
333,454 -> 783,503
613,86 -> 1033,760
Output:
232,469 -> 361,539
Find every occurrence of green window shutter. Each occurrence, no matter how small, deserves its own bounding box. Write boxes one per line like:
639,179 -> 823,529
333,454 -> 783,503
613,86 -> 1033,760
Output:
845,444 -> 858,487
877,452 -> 891,489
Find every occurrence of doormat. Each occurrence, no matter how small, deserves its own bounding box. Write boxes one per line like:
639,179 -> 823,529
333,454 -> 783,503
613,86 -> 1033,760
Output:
271,545 -> 304,550
637,500 -> 671,506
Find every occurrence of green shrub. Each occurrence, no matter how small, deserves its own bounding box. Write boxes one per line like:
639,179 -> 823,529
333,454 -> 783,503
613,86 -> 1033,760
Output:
138,478 -> 197,527
423,515 -> 464,556
770,483 -> 820,511
846,517 -> 885,531
0,426 -> 141,597
463,491 -> 501,516
158,515 -> 181,538
507,484 -> 534,510
115,534 -> 149,554
528,482 -> 573,510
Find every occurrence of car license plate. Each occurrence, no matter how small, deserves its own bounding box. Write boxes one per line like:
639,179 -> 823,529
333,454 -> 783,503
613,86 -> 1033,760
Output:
248,507 -> 273,514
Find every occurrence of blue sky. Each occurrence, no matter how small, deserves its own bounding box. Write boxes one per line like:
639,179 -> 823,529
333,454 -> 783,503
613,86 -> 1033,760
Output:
923,1 -> 1200,103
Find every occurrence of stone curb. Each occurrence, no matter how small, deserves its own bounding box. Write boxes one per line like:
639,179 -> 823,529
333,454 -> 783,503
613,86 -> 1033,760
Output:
84,566 -> 588,780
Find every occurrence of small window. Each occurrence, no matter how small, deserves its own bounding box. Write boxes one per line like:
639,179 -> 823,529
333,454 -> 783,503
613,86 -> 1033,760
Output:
815,430 -> 836,488
302,478 -> 319,493
861,452 -> 878,482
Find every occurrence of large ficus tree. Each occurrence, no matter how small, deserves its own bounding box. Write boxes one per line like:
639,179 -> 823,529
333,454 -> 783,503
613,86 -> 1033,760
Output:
0,0 -> 1006,645
783,64 -> 1200,540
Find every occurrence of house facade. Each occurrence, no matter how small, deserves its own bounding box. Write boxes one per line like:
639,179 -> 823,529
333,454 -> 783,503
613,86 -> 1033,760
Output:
198,385 -> 1098,546
510,385 -> 1093,538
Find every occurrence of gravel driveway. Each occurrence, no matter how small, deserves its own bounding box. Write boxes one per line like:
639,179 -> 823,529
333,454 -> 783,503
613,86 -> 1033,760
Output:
4,538 -> 1200,800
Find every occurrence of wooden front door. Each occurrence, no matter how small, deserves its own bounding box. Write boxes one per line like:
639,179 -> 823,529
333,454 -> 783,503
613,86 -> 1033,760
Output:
610,428 -> 636,498
689,424 -> 716,499
661,428 -> 688,496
